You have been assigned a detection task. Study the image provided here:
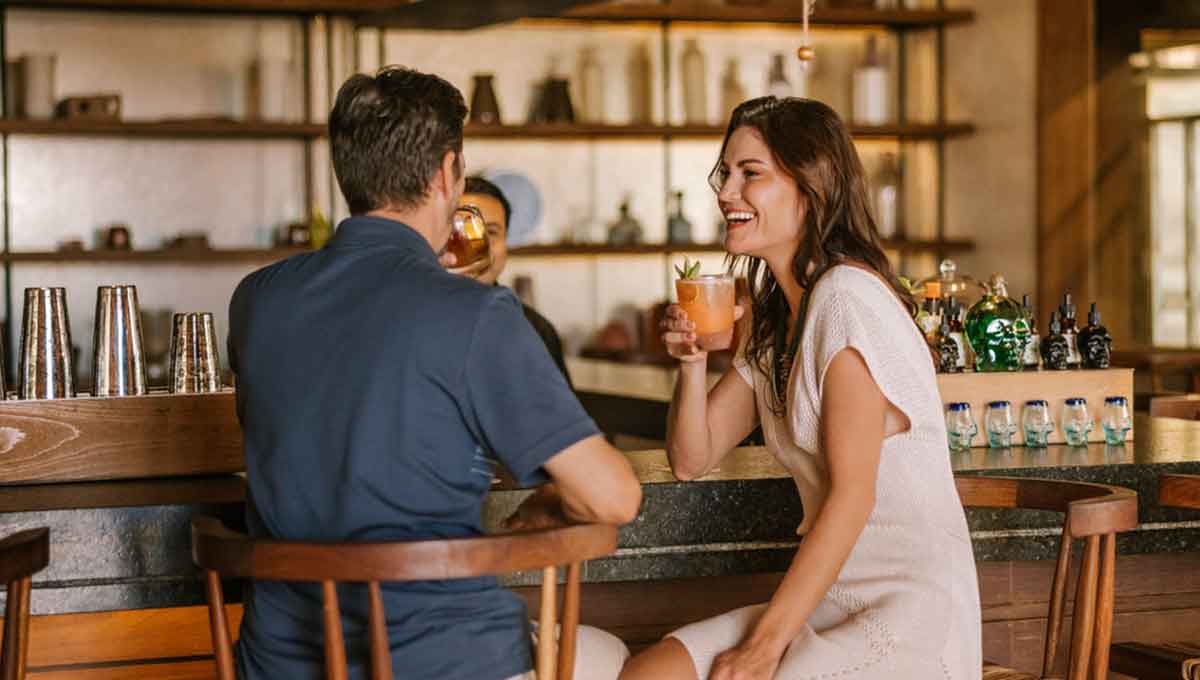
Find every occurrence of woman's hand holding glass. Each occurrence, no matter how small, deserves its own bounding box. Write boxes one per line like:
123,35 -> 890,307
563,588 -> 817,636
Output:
661,304 -> 744,364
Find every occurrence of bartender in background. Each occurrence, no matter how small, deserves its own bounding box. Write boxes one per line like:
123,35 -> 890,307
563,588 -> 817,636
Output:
459,176 -> 572,386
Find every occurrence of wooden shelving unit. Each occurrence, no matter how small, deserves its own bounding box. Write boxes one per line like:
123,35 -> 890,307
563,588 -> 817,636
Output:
509,238 -> 974,257
0,118 -> 326,139
0,248 -> 307,264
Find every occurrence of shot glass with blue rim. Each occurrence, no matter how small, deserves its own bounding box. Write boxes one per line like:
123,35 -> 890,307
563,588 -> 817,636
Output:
945,402 -> 977,452
985,400 -> 1018,449
1062,397 -> 1093,447
1101,396 -> 1132,445
1022,400 -> 1055,448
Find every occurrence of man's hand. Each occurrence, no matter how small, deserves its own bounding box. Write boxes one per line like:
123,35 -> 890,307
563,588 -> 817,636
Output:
503,484 -> 569,531
439,251 -> 492,280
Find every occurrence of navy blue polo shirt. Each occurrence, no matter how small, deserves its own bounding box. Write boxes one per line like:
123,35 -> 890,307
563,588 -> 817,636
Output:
227,215 -> 598,680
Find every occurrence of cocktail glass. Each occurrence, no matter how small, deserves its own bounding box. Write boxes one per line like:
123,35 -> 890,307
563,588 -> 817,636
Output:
675,274 -> 736,351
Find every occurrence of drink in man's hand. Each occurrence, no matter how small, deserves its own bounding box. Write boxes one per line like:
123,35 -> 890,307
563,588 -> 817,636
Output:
446,205 -> 490,267
676,273 -> 736,351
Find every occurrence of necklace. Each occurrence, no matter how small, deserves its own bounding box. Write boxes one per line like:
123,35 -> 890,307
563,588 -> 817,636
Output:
771,308 -> 804,407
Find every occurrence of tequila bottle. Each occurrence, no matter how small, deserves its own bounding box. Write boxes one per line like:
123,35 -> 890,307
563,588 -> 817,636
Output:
1059,292 -> 1081,369
1079,302 -> 1113,369
1021,294 -> 1041,371
1040,311 -> 1070,371
965,274 -> 1029,372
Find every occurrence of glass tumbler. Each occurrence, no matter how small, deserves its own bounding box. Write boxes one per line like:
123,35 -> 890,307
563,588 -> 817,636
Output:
1062,398 -> 1093,447
985,400 -> 1018,448
1101,396 -> 1132,445
945,402 -> 978,452
1022,400 -> 1055,448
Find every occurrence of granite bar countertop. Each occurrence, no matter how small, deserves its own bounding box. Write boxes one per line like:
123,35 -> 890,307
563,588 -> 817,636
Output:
4,415 -> 1200,614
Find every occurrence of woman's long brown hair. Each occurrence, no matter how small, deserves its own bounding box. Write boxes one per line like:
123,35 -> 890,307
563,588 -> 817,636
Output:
713,97 -> 919,415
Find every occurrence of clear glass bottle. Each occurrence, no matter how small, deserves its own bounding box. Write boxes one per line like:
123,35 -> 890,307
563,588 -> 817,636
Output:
985,400 -> 1018,448
1062,397 -> 1093,446
1059,292 -> 1081,369
1079,302 -> 1113,370
965,274 -> 1030,372
872,153 -> 902,239
1021,294 -> 1041,371
681,39 -> 708,125
720,58 -> 747,122
1022,400 -> 1054,448
1101,396 -> 1131,445
1040,311 -> 1070,370
666,191 -> 694,244
767,53 -> 791,99
606,200 -> 644,245
853,35 -> 889,125
578,46 -> 604,124
945,402 -> 977,452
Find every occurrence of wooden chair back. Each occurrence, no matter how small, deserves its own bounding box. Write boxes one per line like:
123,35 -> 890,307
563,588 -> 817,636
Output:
192,517 -> 618,680
956,476 -> 1138,680
1159,473 -> 1200,510
1149,395 -> 1200,420
0,528 -> 49,680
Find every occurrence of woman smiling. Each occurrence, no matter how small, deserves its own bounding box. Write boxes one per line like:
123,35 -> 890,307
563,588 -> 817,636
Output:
619,97 -> 982,680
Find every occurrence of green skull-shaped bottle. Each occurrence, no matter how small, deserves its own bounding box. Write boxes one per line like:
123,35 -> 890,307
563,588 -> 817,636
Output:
965,274 -> 1030,372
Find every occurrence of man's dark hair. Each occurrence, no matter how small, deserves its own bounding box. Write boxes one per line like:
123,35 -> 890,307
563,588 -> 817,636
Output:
330,67 -> 468,214
464,176 -> 512,227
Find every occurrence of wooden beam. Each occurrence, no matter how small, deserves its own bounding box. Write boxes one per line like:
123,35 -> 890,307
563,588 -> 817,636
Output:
1037,0 -> 1096,333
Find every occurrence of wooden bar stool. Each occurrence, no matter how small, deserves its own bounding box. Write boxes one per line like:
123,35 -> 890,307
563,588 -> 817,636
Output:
956,476 -> 1138,680
192,516 -> 617,680
0,527 -> 50,680
1110,473 -> 1200,679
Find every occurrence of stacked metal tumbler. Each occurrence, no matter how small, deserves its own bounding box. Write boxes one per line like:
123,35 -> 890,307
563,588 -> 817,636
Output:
19,287 -> 75,399
169,312 -> 221,393
93,285 -> 148,397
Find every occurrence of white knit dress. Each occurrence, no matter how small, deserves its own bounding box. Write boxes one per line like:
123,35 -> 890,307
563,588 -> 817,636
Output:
670,265 -> 982,679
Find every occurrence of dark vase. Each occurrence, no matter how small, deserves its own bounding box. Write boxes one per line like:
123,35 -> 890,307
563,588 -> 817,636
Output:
469,74 -> 501,125
545,78 -> 575,123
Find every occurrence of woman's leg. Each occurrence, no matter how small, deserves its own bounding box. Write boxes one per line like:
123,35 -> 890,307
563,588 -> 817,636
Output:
618,638 -> 699,680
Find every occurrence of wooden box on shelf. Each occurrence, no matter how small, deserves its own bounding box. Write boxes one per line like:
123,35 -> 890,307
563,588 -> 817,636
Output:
0,389 -> 240,485
935,368 -> 1134,447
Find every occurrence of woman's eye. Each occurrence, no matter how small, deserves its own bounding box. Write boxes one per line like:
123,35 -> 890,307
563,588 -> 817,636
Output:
743,169 -> 758,179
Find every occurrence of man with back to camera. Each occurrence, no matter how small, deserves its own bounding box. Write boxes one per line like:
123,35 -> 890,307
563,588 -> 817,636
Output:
227,66 -> 640,680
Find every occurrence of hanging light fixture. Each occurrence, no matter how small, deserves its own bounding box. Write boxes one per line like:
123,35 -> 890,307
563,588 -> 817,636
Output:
797,0 -> 817,68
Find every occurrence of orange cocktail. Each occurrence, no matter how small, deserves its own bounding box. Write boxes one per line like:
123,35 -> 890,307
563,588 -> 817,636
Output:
676,274 -> 736,351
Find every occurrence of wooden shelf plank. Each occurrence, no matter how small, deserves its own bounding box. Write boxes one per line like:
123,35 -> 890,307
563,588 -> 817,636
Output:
0,119 -> 973,142
509,238 -> 974,257
555,2 -> 976,28
466,122 -> 974,141
6,0 -> 401,14
0,118 -> 326,139
0,248 -> 308,263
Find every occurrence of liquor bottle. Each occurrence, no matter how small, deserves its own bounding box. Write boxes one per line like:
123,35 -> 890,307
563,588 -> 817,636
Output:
578,46 -> 604,123
1040,311 -> 1070,371
681,39 -> 708,125
1078,302 -> 1113,369
720,58 -> 747,121
945,298 -> 969,372
965,274 -> 1029,372
767,53 -> 792,99
853,35 -> 890,125
1021,294 -> 1041,371
872,153 -> 902,239
1059,292 -> 1081,369
935,316 -> 962,374
607,200 -> 644,245
666,191 -> 694,244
